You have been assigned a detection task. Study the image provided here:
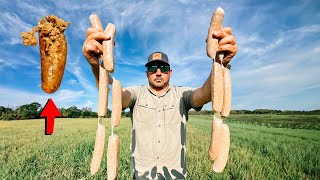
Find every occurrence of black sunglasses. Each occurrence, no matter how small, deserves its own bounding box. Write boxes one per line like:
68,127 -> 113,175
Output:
147,65 -> 170,73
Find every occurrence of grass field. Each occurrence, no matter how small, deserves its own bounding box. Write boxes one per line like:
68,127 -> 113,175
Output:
225,114 -> 320,130
1,115 -> 319,179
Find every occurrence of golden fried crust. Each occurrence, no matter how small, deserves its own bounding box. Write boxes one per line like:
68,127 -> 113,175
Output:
20,15 -> 70,94
40,33 -> 67,94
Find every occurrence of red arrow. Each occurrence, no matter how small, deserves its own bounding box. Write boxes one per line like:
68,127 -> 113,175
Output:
40,98 -> 61,135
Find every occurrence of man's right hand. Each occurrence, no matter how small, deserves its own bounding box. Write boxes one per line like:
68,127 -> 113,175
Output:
82,27 -> 111,68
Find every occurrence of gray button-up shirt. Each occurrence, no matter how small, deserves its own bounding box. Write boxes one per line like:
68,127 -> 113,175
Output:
126,85 -> 202,180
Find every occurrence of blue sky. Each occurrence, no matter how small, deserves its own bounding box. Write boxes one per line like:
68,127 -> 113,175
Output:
0,0 -> 319,111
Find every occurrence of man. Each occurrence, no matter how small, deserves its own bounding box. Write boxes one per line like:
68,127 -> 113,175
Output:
83,26 -> 237,179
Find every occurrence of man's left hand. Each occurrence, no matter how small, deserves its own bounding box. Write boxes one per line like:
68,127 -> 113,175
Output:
212,27 -> 238,66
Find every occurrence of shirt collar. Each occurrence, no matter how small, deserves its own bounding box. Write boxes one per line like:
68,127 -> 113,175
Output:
147,84 -> 171,97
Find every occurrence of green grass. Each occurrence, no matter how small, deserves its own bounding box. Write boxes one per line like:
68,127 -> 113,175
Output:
226,114 -> 320,130
187,115 -> 320,179
0,115 -> 319,179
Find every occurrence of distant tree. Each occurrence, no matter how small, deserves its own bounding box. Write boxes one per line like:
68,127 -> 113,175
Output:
273,110 -> 282,114
253,109 -> 272,114
107,109 -> 111,118
16,102 -> 41,119
81,107 -> 93,118
60,107 -> 98,118
59,108 -> 67,118
90,111 -> 98,117
309,110 -> 320,115
4,99 -> 319,121
0,106 -> 5,115
121,110 -> 131,117
188,110 -> 199,115
1,112 -> 15,120
202,110 -> 213,115
66,106 -> 81,118
231,110 -> 253,114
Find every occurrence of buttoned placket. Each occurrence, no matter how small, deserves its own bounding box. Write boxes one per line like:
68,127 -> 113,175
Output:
155,95 -> 164,165
147,86 -> 171,170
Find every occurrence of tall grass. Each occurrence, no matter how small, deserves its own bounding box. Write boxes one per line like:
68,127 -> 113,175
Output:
187,115 -> 320,179
0,115 -> 319,179
225,114 -> 320,130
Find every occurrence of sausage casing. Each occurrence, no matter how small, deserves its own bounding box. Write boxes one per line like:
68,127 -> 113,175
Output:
90,123 -> 106,175
39,32 -> 67,94
103,23 -> 116,73
221,67 -> 232,117
212,124 -> 230,173
98,66 -> 109,117
211,62 -> 224,112
111,79 -> 122,127
20,15 -> 70,94
89,14 -> 104,31
206,7 -> 224,60
209,113 -> 223,160
107,134 -> 120,180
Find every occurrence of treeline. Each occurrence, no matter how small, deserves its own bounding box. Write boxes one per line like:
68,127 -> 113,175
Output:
189,109 -> 320,115
1,102 -> 320,121
0,102 -> 130,121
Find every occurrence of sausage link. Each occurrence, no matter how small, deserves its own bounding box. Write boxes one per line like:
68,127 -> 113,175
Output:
206,7 -> 224,60
107,134 -> 120,180
89,13 -> 104,31
212,124 -> 230,173
39,32 -> 67,94
98,66 -> 109,117
103,23 -> 116,73
111,79 -> 122,127
221,67 -> 232,117
211,62 -> 224,112
90,123 -> 106,175
208,113 -> 223,160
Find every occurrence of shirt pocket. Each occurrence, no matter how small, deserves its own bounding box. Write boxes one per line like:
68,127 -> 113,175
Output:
136,98 -> 156,125
163,101 -> 182,125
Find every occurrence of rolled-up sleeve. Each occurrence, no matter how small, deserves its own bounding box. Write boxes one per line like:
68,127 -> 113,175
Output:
180,87 -> 203,111
125,86 -> 140,109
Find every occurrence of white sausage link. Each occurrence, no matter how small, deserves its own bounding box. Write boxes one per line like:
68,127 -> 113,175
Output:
209,113 -> 223,160
211,62 -> 224,113
90,123 -> 106,175
111,79 -> 122,127
221,67 -> 232,117
103,23 -> 116,73
107,134 -> 120,180
212,124 -> 230,172
98,66 -> 109,117
89,13 -> 104,32
207,7 -> 224,61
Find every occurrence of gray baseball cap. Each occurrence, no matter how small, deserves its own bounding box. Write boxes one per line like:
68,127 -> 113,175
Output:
145,52 -> 170,67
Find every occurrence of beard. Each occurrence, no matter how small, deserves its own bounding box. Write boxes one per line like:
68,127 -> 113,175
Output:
149,77 -> 169,89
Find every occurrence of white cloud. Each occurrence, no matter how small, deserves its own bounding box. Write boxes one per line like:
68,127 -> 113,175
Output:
82,100 -> 95,108
0,86 -> 95,109
54,89 -> 84,102
230,34 -> 320,110
289,24 -> 320,33
0,87 -> 48,108
67,79 -> 78,86
0,12 -> 33,45
65,55 -> 97,94
1,0 -> 319,111
17,1 -> 49,19
0,46 -> 39,72
0,58 -> 16,70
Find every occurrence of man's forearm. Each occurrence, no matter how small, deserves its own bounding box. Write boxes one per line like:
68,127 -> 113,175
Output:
193,71 -> 212,107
